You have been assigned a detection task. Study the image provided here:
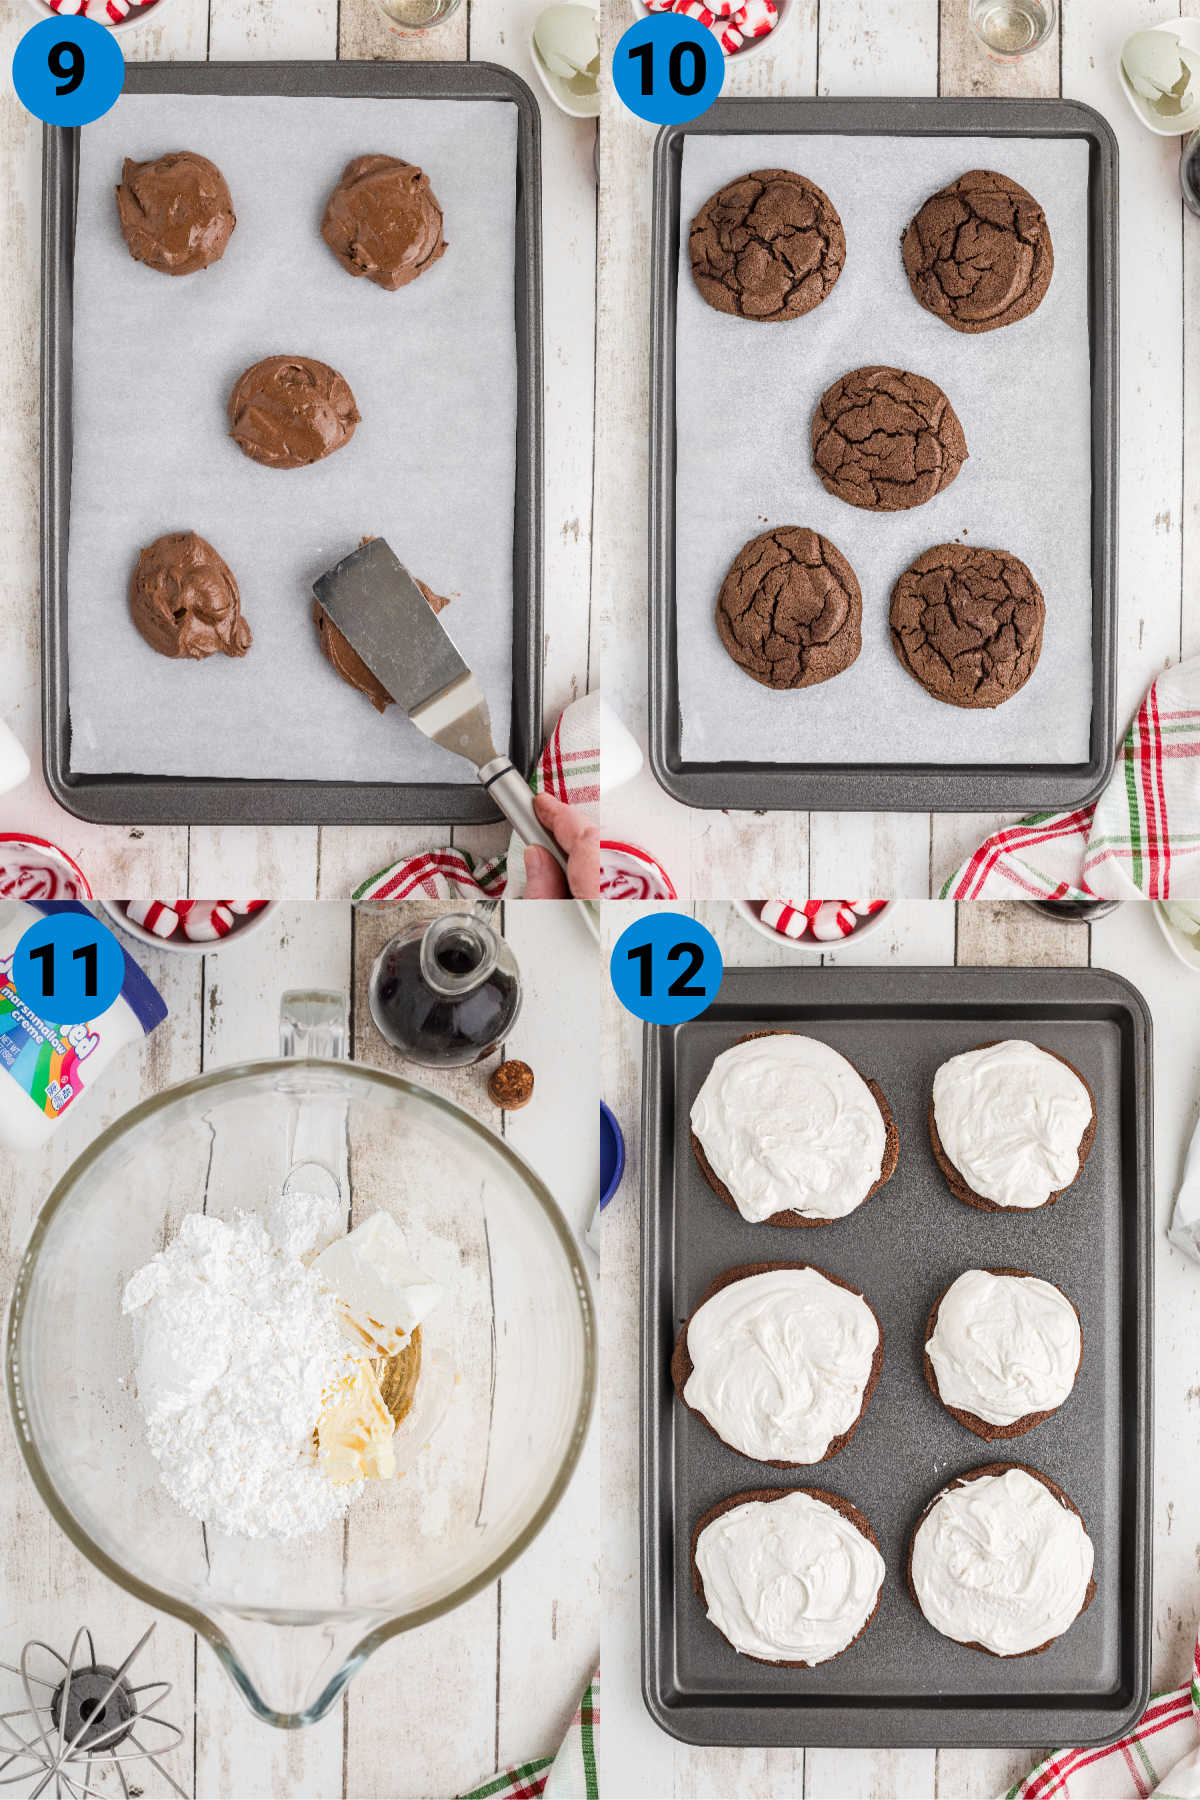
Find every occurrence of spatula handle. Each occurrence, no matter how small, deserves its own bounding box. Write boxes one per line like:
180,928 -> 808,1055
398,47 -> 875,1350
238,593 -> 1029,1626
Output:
479,759 -> 569,873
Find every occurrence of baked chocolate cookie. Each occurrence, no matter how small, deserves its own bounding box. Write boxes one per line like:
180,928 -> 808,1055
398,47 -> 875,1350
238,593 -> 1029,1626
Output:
901,168 -> 1054,334
907,1462 -> 1096,1657
129,531 -> 251,660
889,543 -> 1045,709
115,151 -> 235,276
715,527 -> 862,690
227,356 -> 360,469
671,1262 -> 884,1466
812,366 -> 968,512
929,1040 -> 1097,1214
691,1029 -> 899,1228
923,1268 -> 1083,1441
689,169 -> 846,321
321,155 -> 447,291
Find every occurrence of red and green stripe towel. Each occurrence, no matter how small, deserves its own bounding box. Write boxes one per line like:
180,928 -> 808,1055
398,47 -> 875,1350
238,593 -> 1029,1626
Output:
460,1672 -> 598,1800
1008,1631 -> 1200,1798
944,659 -> 1200,902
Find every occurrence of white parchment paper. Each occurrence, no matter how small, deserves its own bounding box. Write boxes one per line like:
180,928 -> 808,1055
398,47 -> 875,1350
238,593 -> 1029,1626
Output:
675,134 -> 1093,766
68,93 -> 519,781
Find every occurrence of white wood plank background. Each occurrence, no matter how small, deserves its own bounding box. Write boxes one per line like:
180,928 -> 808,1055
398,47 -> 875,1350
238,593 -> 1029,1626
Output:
0,0 -> 595,900
0,898 -> 600,1798
600,898 -> 1200,1799
596,0 -> 1190,901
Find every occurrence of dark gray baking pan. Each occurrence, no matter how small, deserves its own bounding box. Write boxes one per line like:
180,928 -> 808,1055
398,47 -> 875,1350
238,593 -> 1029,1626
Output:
649,98 -> 1119,813
41,60 -> 542,825
641,965 -> 1152,1747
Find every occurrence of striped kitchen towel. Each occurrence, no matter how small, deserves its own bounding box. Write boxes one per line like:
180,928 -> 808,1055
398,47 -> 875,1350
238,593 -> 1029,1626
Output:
943,658 -> 1200,902
460,1671 -> 598,1800
1006,1632 -> 1200,1799
352,694 -> 602,903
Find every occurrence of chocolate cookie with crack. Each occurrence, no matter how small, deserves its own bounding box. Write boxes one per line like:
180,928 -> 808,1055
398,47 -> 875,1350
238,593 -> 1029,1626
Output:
689,170 -> 846,321
716,527 -> 862,690
890,543 -> 1045,709
901,169 -> 1054,334
812,365 -> 968,512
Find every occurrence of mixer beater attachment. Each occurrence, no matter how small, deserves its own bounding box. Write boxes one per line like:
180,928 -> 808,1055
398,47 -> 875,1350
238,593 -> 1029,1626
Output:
0,1623 -> 185,1798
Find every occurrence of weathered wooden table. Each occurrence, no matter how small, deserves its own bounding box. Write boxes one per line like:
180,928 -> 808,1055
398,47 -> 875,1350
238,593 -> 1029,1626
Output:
0,899 -> 599,1798
600,898 -> 1200,1798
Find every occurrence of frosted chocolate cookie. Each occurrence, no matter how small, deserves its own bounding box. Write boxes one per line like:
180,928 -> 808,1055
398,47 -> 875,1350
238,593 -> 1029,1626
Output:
908,1463 -> 1095,1656
129,531 -> 251,660
689,169 -> 846,321
672,1263 -> 883,1465
321,155 -> 447,291
693,1486 -> 885,1665
924,1268 -> 1082,1440
812,366 -> 968,512
314,572 -> 449,711
690,1030 -> 898,1227
716,527 -> 862,690
930,1040 -> 1096,1213
228,356 -> 360,470
116,151 -> 235,276
889,543 -> 1045,709
901,169 -> 1054,334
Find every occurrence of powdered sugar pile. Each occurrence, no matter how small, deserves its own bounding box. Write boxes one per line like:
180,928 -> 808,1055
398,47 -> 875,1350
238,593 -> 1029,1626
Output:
122,1193 -> 361,1541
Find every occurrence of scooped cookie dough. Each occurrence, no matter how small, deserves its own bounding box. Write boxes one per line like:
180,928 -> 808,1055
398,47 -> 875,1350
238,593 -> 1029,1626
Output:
115,151 -> 236,276
812,366 -> 968,512
890,544 -> 1045,709
901,169 -> 1054,334
321,155 -> 447,291
716,527 -> 862,690
129,531 -> 251,661
228,357 -> 361,469
314,572 -> 449,711
689,170 -> 846,321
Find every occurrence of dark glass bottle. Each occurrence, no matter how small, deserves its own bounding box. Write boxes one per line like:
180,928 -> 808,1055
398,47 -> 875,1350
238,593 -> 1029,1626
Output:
368,911 -> 522,1068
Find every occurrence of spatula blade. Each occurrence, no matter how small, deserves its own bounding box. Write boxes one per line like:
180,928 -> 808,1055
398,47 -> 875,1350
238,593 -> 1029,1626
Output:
313,538 -> 469,717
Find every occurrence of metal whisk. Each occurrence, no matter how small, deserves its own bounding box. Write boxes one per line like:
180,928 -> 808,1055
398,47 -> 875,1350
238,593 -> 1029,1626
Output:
0,1623 -> 184,1799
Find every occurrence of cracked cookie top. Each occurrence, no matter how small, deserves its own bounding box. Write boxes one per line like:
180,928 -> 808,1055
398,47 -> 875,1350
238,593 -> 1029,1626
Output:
716,527 -> 862,690
889,543 -> 1045,709
689,170 -> 846,322
811,365 -> 968,512
901,168 -> 1054,334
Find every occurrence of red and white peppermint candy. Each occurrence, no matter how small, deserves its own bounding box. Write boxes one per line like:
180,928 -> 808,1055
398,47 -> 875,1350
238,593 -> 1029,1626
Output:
717,21 -> 744,51
98,0 -> 132,18
227,899 -> 269,915
810,901 -> 857,941
0,836 -> 92,900
850,899 -> 887,917
125,900 -> 180,939
643,0 -> 676,11
43,0 -> 87,12
671,0 -> 715,23
707,0 -> 738,15
730,0 -> 777,36
599,841 -> 677,902
181,902 -> 235,942
758,900 -> 809,939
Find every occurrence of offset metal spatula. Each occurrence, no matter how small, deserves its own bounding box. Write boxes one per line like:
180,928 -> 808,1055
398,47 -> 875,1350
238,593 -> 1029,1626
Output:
313,536 -> 576,883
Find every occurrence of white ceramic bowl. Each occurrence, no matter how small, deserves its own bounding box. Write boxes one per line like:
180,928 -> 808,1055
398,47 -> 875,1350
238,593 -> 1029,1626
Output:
629,0 -> 793,64
26,0 -> 174,35
529,6 -> 601,119
733,898 -> 892,956
1153,901 -> 1200,972
1117,18 -> 1200,138
100,899 -> 278,956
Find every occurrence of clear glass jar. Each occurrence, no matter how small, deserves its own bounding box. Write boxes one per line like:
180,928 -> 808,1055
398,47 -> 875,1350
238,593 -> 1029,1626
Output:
968,0 -> 1056,60
374,0 -> 464,35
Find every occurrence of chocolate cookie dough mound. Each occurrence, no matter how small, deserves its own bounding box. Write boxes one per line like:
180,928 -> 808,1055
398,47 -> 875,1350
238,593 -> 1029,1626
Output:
228,357 -> 360,470
889,543 -> 1045,709
929,1039 -> 1096,1213
321,154 -> 447,291
908,1463 -> 1095,1657
689,170 -> 846,321
924,1268 -> 1083,1441
902,168 -> 1054,334
115,151 -> 236,276
314,572 -> 449,711
692,1486 -> 885,1666
671,1263 -> 884,1466
129,531 -> 251,660
716,527 -> 862,690
812,366 -> 968,512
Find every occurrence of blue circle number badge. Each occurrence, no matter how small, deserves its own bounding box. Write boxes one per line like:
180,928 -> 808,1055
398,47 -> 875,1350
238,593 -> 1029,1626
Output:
12,16 -> 125,128
610,913 -> 723,1025
612,12 -> 724,126
12,908 -> 126,1027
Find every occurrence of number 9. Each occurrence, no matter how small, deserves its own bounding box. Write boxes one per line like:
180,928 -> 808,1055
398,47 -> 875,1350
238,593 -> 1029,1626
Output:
49,40 -> 84,96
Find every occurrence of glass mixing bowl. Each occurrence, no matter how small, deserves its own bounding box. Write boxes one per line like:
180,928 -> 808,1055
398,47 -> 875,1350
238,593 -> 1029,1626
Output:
6,995 -> 595,1728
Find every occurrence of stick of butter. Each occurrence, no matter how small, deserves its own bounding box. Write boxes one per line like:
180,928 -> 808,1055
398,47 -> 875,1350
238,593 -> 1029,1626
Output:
312,1212 -> 444,1358
317,1358 -> 396,1484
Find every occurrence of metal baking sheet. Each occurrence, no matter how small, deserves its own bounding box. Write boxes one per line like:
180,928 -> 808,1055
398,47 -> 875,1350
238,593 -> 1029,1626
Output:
649,99 -> 1118,813
641,966 -> 1152,1747
42,60 -> 542,826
